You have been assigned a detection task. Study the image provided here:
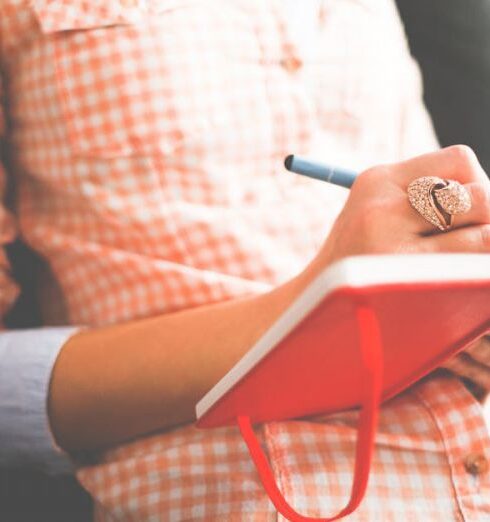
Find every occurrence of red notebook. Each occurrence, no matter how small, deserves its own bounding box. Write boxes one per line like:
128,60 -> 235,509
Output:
195,254 -> 490,522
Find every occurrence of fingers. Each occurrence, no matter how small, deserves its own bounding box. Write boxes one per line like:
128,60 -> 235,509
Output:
355,147 -> 490,237
441,337 -> 490,397
421,223 -> 490,253
457,182 -> 490,226
395,145 -> 489,186
341,147 -> 490,258
441,352 -> 490,391
412,182 -> 490,234
465,337 -> 490,367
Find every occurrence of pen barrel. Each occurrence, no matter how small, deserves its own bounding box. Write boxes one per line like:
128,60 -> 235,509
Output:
286,156 -> 357,188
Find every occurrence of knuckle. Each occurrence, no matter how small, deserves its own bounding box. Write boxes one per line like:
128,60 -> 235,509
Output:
446,144 -> 478,170
355,164 -> 391,188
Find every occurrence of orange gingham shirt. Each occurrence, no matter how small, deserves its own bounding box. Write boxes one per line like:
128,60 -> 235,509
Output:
1,0 -> 490,520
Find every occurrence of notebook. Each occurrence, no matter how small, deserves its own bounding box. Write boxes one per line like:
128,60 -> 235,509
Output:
194,254 -> 490,521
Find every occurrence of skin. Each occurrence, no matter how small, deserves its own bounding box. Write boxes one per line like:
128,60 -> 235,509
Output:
48,145 -> 490,453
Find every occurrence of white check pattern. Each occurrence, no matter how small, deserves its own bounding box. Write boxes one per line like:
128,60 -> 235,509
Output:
1,0 -> 489,520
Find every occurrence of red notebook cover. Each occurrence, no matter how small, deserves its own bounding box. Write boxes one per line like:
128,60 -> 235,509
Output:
195,254 -> 490,522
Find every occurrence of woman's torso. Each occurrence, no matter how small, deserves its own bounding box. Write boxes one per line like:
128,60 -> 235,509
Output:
0,0 -> 436,327
5,3 -> 487,521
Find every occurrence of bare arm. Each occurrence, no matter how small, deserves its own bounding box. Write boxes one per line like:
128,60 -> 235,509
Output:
48,270 -> 312,452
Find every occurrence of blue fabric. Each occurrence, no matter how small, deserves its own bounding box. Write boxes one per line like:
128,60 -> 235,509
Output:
0,327 -> 78,475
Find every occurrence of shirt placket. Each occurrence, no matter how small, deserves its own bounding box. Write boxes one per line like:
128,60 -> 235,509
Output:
415,378 -> 490,521
253,0 -> 317,166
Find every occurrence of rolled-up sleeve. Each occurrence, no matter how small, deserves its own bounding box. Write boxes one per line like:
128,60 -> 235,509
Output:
0,327 -> 79,474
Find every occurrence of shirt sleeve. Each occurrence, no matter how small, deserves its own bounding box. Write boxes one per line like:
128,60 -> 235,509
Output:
0,327 -> 79,475
0,63 -> 78,475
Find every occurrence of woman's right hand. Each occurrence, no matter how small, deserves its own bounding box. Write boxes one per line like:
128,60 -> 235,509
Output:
307,145 -> 490,278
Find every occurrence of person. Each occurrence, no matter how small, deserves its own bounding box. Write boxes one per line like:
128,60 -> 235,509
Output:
0,0 -> 489,520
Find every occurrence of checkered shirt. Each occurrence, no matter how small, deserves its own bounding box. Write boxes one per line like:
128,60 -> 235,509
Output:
1,0 -> 489,520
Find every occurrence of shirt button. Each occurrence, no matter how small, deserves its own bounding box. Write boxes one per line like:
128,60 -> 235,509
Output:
281,56 -> 303,73
464,454 -> 489,475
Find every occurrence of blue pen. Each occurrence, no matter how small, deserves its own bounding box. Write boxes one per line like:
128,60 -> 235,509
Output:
284,155 -> 357,188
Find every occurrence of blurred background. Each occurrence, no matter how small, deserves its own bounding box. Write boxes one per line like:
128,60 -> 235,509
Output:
1,1 -> 489,521
396,0 -> 490,175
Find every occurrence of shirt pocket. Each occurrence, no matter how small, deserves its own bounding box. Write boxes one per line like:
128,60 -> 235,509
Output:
31,0 -> 209,158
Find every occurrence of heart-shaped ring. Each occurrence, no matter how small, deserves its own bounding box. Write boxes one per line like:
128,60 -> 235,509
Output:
407,176 -> 472,231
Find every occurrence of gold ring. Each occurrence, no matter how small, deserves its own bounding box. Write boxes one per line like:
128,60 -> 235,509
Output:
407,176 -> 472,231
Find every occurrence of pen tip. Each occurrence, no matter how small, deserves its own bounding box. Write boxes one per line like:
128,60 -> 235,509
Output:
284,155 -> 294,171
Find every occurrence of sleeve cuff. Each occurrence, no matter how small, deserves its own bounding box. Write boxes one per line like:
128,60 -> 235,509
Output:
0,327 -> 79,475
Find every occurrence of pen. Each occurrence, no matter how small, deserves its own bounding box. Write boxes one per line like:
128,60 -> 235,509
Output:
284,155 -> 358,189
